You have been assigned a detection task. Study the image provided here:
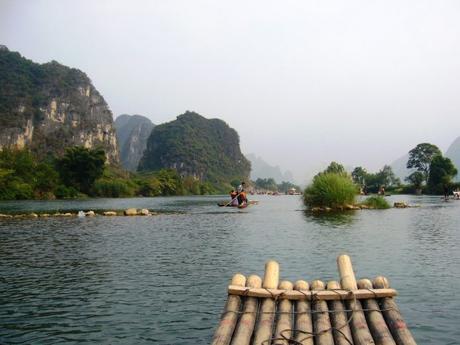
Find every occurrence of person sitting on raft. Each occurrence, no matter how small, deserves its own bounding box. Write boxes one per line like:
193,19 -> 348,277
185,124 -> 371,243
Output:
237,181 -> 248,206
229,189 -> 239,206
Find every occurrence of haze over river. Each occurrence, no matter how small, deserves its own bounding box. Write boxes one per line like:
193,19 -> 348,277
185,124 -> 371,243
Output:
0,195 -> 459,344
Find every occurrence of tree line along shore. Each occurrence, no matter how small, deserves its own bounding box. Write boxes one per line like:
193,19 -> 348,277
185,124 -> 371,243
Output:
1,142 -> 458,204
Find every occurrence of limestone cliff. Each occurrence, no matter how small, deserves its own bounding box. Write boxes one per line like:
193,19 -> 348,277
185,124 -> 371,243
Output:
114,114 -> 154,171
0,46 -> 119,163
138,111 -> 250,184
446,136 -> 460,182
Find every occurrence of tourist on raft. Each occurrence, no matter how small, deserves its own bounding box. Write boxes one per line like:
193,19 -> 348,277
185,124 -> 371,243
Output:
236,181 -> 248,206
229,190 -> 239,206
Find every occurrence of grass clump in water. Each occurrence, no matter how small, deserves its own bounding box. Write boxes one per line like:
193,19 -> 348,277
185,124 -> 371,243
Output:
303,173 -> 358,209
362,196 -> 390,209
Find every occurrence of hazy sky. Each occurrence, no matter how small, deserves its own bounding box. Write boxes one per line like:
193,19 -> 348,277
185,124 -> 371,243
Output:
1,0 -> 460,182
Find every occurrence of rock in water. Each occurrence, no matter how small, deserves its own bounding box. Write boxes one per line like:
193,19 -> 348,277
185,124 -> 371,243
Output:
139,208 -> 150,216
124,208 -> 137,216
0,47 -> 119,163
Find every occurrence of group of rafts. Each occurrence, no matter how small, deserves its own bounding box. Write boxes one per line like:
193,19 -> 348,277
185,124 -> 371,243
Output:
218,181 -> 258,209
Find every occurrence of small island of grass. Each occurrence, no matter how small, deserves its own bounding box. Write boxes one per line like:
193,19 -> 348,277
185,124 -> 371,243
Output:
303,162 -> 392,211
303,165 -> 358,211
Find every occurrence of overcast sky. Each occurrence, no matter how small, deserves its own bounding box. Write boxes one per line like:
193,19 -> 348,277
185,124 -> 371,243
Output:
1,0 -> 460,182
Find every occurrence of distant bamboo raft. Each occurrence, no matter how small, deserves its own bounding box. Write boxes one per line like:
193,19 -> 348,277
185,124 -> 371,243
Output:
211,254 -> 417,345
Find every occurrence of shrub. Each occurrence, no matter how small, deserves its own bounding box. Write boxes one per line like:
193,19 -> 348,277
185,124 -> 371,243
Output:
136,176 -> 162,197
54,185 -> 80,199
93,179 -> 134,197
303,173 -> 358,209
362,196 -> 390,209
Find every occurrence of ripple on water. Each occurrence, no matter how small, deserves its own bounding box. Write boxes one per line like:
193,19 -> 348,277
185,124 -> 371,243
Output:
0,195 -> 459,344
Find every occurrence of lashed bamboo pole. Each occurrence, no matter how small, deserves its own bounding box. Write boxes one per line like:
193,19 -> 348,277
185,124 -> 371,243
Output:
311,280 -> 334,345
373,277 -> 417,345
337,255 -> 375,345
357,279 -> 396,345
231,275 -> 262,345
253,260 -> 280,345
227,286 -> 397,300
327,280 -> 354,345
212,274 -> 247,345
294,280 -> 314,345
273,281 -> 293,345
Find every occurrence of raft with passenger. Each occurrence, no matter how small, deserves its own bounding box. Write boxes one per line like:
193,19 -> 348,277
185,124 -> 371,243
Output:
217,200 -> 259,208
211,254 -> 417,345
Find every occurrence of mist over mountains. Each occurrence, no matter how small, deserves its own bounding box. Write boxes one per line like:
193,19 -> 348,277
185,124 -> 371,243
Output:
246,153 -> 295,183
114,114 -> 154,171
446,136 -> 460,182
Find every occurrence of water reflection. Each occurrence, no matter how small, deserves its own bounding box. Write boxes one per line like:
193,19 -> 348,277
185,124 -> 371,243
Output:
0,195 -> 459,344
303,210 -> 356,227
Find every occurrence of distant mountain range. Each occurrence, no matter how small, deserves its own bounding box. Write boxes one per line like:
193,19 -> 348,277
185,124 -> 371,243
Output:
114,114 -> 154,171
390,153 -> 412,182
246,153 -> 294,183
446,136 -> 460,182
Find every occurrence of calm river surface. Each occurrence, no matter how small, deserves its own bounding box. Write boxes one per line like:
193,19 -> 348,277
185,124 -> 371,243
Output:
0,195 -> 459,345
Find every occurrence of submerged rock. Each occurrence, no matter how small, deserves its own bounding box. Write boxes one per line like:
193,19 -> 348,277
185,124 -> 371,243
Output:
139,208 -> 150,216
124,208 -> 137,216
85,211 -> 96,216
103,211 -> 117,216
394,202 -> 408,208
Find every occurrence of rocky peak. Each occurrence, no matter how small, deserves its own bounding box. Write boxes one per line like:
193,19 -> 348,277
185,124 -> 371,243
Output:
138,111 -> 250,183
0,48 -> 119,163
114,114 -> 154,171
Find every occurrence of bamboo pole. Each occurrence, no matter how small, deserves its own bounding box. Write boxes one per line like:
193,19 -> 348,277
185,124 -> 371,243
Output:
273,281 -> 294,345
337,254 -> 375,345
357,279 -> 396,345
311,280 -> 334,345
230,275 -> 262,345
294,280 -> 314,345
253,260 -> 280,345
228,286 -> 397,300
373,277 -> 417,345
212,274 -> 247,345
327,280 -> 354,345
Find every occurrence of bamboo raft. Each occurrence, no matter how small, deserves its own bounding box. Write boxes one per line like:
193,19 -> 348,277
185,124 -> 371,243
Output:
211,254 -> 417,345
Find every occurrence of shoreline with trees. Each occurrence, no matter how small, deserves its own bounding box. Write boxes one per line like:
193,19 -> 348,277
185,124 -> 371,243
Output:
1,141 -> 458,202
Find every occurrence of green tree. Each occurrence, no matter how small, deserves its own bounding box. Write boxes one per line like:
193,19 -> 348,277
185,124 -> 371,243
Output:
324,161 -> 346,175
56,146 -> 106,194
376,165 -> 400,187
407,143 -> 441,183
255,177 -> 278,191
427,155 -> 458,194
155,169 -> 184,195
277,181 -> 300,193
405,171 -> 425,191
351,167 -> 368,185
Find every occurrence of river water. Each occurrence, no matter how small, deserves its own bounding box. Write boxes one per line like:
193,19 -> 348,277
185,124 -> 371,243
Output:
0,195 -> 459,344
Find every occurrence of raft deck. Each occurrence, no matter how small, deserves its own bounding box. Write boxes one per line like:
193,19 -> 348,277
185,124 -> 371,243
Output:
212,254 -> 416,345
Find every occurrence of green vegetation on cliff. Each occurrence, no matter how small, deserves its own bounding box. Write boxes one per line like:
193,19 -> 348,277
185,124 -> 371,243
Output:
0,46 -> 119,162
0,48 -> 90,127
138,111 -> 250,191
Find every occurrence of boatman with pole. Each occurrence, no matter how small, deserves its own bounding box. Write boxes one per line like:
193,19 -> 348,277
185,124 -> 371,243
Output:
237,181 -> 248,207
